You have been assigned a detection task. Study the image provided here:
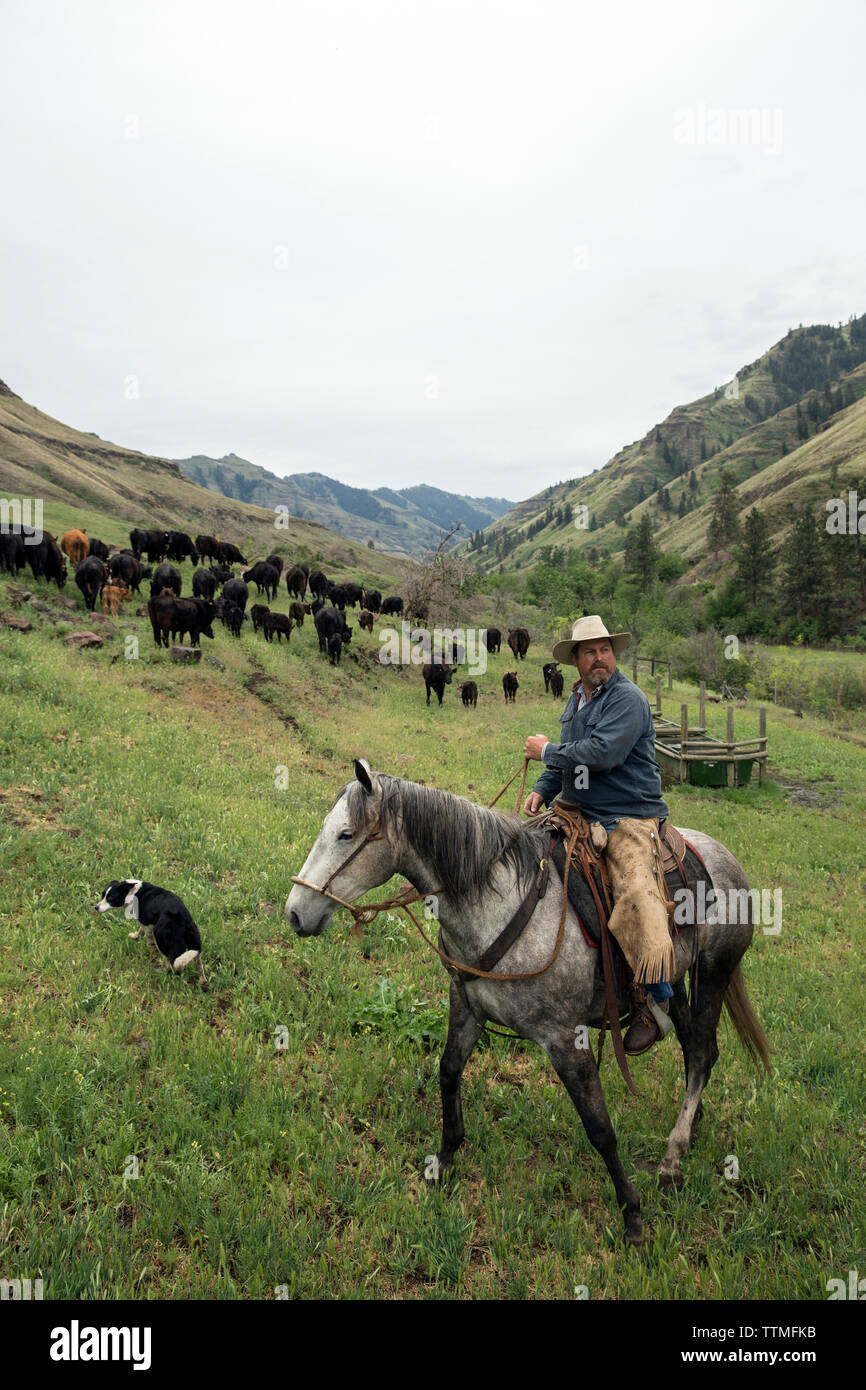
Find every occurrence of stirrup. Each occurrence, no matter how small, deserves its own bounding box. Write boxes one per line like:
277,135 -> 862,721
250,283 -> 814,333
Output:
645,995 -> 674,1037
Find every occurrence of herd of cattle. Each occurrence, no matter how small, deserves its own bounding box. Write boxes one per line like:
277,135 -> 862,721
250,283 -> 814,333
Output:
0,524 -> 564,703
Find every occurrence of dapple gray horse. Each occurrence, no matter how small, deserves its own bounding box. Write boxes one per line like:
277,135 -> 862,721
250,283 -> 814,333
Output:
286,760 -> 770,1250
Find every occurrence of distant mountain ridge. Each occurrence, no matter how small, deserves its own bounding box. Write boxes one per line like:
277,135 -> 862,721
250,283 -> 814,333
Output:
174,453 -> 512,557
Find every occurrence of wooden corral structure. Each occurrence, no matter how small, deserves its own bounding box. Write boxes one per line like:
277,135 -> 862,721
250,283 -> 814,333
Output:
652,679 -> 768,787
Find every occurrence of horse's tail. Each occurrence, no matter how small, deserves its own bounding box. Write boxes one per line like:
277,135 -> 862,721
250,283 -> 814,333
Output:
724,964 -> 771,1072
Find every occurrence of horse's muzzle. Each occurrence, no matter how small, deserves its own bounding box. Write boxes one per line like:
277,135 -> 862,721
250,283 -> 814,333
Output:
285,892 -> 331,937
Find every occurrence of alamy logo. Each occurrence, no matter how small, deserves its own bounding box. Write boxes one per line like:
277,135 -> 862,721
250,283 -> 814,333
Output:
826,1269 -> 866,1299
0,1278 -> 44,1300
0,497 -> 43,543
49,1320 -> 152,1370
673,883 -> 782,934
378,622 -> 487,675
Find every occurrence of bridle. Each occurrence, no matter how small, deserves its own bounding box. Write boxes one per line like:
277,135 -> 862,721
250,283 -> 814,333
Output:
288,766 -> 571,983
289,792 -> 426,925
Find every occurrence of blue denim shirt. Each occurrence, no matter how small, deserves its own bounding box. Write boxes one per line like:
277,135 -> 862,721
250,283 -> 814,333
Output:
532,666 -> 668,830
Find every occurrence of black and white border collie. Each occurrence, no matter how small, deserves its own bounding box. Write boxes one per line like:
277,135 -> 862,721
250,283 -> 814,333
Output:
95,880 -> 208,989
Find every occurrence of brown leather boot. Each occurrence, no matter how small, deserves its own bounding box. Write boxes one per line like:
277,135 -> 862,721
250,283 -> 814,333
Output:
623,987 -> 672,1055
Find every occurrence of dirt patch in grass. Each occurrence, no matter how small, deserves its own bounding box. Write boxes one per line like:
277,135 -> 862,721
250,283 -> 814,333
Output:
0,784 -> 81,835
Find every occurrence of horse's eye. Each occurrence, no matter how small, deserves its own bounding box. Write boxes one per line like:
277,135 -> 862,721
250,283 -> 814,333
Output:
338,829 -> 354,841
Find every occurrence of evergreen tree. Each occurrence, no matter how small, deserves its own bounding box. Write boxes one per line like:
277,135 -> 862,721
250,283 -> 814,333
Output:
624,514 -> 658,594
707,468 -> 740,555
735,509 -> 775,606
780,506 -> 832,630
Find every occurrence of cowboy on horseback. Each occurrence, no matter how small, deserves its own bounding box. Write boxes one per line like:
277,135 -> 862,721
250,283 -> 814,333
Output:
523,615 -> 675,1054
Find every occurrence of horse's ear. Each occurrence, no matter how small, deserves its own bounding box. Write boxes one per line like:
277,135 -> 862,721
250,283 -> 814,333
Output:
354,758 -> 374,794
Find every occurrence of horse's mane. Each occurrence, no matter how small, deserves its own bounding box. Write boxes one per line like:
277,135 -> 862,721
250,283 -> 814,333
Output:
340,773 -> 545,902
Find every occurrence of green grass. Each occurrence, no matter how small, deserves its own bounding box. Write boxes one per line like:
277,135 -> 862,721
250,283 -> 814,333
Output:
0,566 -> 864,1299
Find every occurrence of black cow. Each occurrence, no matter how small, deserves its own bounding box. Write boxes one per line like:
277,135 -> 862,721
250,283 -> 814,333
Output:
167,531 -> 198,564
147,594 -> 214,646
484,627 -> 502,655
218,541 -> 247,565
508,628 -> 530,661
88,538 -> 110,562
195,535 -> 220,565
310,598 -> 324,617
503,672 -> 519,703
328,585 -> 347,609
210,564 -> 233,586
363,589 -> 381,614
315,604 -> 352,654
75,556 -> 107,611
328,632 -> 343,665
222,577 -> 249,614
422,662 -> 452,706
250,603 -> 270,633
549,669 -> 564,699
129,528 -> 148,559
109,550 -> 145,594
308,570 -> 329,601
543,661 -> 560,693
143,529 -> 170,564
23,530 -> 67,588
150,563 -> 182,599
460,681 -> 478,707
381,595 -> 403,616
170,598 -> 215,645
408,601 -> 429,624
147,591 -> 176,647
263,612 -> 293,644
265,554 -> 284,576
0,530 -> 25,575
285,566 -> 308,598
341,582 -> 363,608
243,563 -> 279,601
192,567 -> 217,601
216,598 -> 243,637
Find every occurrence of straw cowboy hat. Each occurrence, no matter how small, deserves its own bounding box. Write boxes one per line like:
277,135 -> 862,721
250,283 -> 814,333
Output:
551,614 -> 631,664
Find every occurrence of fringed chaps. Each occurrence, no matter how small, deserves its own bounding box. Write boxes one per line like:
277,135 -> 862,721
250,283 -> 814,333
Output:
604,817 -> 676,986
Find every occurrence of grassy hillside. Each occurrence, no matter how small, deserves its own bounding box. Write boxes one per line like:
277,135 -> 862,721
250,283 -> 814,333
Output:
469,315 -> 866,574
0,560 -> 863,1299
0,378 -> 415,590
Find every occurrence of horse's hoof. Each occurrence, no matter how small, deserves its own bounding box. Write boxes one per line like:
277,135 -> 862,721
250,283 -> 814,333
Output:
657,1166 -> 684,1192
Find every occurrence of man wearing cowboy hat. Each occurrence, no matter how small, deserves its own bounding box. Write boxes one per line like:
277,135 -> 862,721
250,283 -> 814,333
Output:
522,615 -> 675,1054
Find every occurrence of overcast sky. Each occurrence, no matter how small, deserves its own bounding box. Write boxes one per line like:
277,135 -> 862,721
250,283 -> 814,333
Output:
3,0 -> 864,501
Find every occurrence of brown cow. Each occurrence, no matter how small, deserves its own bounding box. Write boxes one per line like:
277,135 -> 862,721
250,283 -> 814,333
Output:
358,609 -> 374,633
60,530 -> 90,566
289,601 -> 311,627
507,628 -> 530,661
101,584 -> 132,615
503,672 -> 519,703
